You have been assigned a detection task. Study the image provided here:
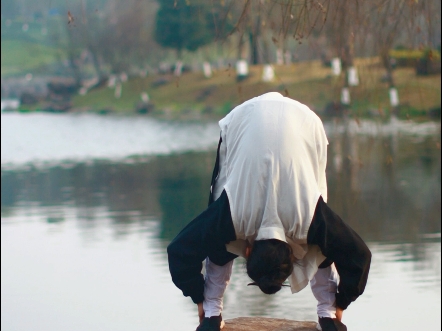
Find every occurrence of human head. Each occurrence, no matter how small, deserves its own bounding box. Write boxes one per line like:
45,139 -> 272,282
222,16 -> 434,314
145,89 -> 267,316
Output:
246,239 -> 295,294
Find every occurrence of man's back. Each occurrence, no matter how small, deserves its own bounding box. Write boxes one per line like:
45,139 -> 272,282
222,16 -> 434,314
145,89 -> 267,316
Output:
217,92 -> 329,242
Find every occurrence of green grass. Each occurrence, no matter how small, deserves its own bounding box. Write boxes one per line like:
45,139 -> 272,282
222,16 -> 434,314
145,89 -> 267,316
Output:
2,20 -> 44,43
72,58 -> 441,119
1,18 -> 67,77
73,83 -> 147,113
1,40 -> 64,76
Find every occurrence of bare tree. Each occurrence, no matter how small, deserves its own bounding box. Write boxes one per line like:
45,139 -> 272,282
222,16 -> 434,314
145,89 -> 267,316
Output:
366,0 -> 414,89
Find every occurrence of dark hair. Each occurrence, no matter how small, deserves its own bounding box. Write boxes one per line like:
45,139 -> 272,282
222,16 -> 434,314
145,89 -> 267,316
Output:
246,239 -> 295,294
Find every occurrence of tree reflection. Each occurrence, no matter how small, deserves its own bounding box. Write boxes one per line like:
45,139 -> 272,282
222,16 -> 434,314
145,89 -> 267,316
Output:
1,131 -> 440,249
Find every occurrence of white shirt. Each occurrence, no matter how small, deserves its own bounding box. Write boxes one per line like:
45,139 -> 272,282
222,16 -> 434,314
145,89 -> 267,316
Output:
213,92 -> 329,292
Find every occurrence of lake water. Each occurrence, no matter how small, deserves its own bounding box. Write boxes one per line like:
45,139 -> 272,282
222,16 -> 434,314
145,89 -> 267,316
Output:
1,113 -> 441,331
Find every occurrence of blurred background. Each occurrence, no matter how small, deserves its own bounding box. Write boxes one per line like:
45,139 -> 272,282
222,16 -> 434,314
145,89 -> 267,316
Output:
1,1 -> 441,330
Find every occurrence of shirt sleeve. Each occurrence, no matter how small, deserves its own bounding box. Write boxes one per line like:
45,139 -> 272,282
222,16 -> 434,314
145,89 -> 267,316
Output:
203,258 -> 234,317
307,197 -> 371,310
167,190 -> 237,304
316,117 -> 329,202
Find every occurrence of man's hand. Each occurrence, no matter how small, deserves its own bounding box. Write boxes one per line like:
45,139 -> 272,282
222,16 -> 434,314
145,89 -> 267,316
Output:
335,307 -> 344,322
197,303 -> 204,323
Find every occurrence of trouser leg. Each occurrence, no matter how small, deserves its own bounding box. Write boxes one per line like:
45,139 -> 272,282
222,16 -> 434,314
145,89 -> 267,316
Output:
203,258 -> 234,318
310,263 -> 339,319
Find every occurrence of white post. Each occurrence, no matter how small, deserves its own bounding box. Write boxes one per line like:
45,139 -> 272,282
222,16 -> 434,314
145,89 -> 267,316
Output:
108,75 -> 117,88
262,65 -> 275,82
203,62 -> 212,78
120,72 -> 128,82
174,61 -> 183,77
276,49 -> 284,65
341,87 -> 350,105
331,58 -> 341,76
236,59 -> 249,77
348,67 -> 359,86
141,92 -> 149,103
284,50 -> 292,65
389,87 -> 399,107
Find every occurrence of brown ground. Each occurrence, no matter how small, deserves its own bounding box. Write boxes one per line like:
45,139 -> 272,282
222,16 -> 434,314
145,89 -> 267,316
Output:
223,317 -> 317,331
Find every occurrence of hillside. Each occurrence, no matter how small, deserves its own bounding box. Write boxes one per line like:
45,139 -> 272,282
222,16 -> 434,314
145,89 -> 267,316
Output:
72,58 -> 441,120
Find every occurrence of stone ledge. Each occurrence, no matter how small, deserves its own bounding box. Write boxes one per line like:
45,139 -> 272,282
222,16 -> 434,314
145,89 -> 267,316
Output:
223,317 -> 318,331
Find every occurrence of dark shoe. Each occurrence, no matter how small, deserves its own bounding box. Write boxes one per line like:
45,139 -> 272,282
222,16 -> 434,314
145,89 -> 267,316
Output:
196,315 -> 222,331
318,317 -> 347,331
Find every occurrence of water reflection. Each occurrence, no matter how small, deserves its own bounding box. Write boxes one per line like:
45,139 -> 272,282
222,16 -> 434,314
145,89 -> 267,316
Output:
4,121 -> 439,243
2,152 -> 215,242
1,116 -> 441,331
326,120 -> 441,243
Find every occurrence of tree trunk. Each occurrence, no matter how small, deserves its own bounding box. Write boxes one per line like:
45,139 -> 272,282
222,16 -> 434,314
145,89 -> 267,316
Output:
64,24 -> 82,88
248,15 -> 261,65
381,52 -> 395,88
88,45 -> 105,84
237,33 -> 245,60
248,31 -> 259,65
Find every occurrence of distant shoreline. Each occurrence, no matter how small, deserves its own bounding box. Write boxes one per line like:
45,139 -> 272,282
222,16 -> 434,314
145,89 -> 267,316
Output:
2,59 -> 441,121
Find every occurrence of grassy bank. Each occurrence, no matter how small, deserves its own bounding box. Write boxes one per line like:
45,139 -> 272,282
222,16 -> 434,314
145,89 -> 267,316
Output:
1,18 -> 66,77
1,39 -> 63,76
72,58 -> 441,120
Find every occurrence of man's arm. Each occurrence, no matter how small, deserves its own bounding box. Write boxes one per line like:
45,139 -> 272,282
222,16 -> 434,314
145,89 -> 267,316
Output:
307,197 -> 372,310
167,190 -> 237,304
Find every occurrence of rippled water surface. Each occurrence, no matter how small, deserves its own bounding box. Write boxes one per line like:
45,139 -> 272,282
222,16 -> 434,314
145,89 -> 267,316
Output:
1,113 -> 441,331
